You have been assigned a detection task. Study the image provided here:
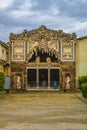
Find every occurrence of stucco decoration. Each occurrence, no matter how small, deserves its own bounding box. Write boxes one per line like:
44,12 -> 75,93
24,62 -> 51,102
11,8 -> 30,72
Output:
27,41 -> 60,61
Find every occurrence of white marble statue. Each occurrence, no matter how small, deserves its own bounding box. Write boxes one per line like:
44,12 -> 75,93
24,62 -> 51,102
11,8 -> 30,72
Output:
65,76 -> 71,89
17,75 -> 21,89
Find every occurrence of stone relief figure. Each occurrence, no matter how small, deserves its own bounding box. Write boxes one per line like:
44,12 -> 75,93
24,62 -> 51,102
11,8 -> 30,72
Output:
46,57 -> 51,63
36,56 -> 40,63
36,56 -> 40,62
16,75 -> 21,89
65,75 -> 71,89
36,56 -> 40,66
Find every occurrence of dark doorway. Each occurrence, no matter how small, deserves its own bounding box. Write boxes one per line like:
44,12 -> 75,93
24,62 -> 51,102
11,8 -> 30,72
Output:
27,68 -> 60,88
27,69 -> 36,87
39,69 -> 48,87
50,69 -> 60,87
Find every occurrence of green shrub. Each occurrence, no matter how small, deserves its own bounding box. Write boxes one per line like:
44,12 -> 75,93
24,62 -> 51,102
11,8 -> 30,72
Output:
78,76 -> 87,89
81,83 -> 87,98
0,72 -> 5,91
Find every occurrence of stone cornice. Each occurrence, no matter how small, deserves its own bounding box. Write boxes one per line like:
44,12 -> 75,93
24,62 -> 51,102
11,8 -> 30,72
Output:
9,25 -> 77,41
0,41 -> 8,48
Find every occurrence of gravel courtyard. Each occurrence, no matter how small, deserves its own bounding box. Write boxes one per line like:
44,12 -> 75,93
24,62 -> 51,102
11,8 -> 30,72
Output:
0,92 -> 87,130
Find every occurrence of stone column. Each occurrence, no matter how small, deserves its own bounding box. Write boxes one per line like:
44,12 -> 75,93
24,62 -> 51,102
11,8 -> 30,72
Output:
36,57 -> 40,88
36,67 -> 39,88
48,67 -> 50,89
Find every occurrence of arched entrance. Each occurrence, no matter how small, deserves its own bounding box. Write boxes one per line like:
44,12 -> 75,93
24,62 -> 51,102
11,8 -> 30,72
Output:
27,46 -> 60,89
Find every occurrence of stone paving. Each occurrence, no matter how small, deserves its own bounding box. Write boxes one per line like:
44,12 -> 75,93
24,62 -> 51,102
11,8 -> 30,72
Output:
0,92 -> 87,130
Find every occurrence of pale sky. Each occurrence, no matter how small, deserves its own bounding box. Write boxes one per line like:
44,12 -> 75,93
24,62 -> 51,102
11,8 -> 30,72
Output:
0,0 -> 87,42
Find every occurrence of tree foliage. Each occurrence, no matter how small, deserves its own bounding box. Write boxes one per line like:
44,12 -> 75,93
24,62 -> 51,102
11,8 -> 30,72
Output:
78,76 -> 87,88
0,72 -> 5,91
81,83 -> 87,98
79,76 -> 87,98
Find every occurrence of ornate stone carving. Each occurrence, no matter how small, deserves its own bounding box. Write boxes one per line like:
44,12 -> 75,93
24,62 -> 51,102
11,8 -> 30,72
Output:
10,25 -> 77,90
36,56 -> 40,66
16,75 -> 21,89
46,57 -> 51,64
12,41 -> 25,61
61,40 -> 74,61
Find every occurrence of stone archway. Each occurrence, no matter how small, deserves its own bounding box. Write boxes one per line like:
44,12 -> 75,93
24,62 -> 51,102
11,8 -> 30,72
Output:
26,44 -> 60,88
27,42 -> 60,62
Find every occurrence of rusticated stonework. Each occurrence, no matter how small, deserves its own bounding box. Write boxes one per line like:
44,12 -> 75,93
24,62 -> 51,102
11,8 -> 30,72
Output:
10,25 -> 77,90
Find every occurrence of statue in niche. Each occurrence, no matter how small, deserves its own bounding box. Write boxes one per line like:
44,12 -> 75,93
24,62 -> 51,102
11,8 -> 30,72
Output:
16,75 -> 21,89
65,75 -> 71,90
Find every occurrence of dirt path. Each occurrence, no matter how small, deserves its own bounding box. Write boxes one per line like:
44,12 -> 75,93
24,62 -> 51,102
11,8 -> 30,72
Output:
0,92 -> 87,130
